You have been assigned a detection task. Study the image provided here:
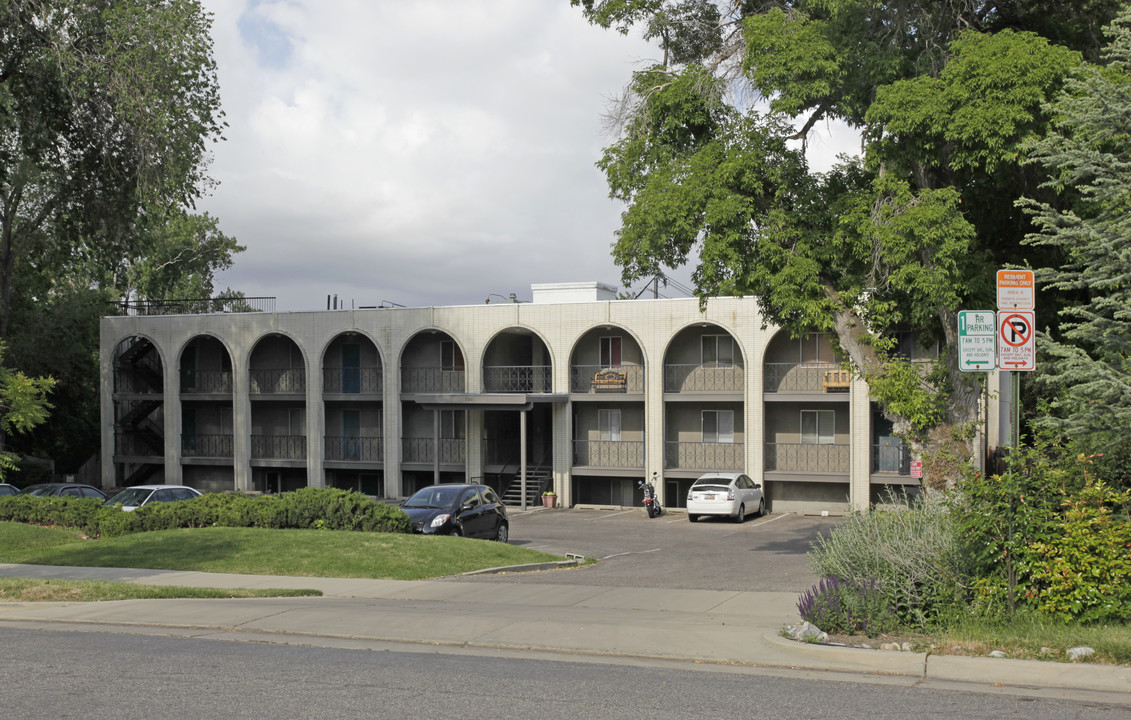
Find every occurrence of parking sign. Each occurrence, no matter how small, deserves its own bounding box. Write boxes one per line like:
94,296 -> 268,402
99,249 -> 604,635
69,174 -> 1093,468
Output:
997,310 -> 1036,371
958,310 -> 996,372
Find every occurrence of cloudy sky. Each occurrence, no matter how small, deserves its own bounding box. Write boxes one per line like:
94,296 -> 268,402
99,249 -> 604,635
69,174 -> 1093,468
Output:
201,1 -> 859,312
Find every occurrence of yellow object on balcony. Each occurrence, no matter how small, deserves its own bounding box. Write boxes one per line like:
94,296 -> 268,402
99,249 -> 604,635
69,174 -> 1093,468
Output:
822,369 -> 851,391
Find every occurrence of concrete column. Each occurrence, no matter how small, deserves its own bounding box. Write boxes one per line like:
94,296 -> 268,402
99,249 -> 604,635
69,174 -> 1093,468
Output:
383,362 -> 401,499
99,328 -> 117,489
849,376 -> 872,511
646,354 -> 665,486
163,359 -> 182,485
466,409 -> 484,483
306,355 -> 325,488
232,352 -> 252,492
553,402 -> 571,506
747,356 -> 765,490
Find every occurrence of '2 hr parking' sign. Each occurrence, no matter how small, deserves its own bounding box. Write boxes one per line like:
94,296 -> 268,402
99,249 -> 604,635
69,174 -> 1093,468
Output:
997,310 -> 1035,371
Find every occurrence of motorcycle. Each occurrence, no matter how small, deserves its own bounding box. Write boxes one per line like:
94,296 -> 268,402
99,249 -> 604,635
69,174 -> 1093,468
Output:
639,473 -> 663,518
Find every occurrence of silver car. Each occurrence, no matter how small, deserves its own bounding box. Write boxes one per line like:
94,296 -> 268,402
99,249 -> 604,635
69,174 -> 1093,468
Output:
686,472 -> 764,523
104,485 -> 202,511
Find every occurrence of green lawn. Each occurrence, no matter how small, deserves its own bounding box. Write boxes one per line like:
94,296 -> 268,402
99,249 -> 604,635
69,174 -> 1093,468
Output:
0,521 -> 565,580
0,577 -> 320,602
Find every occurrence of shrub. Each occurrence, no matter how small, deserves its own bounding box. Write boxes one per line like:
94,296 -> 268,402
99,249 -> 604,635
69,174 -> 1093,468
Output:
798,576 -> 896,636
808,496 -> 966,628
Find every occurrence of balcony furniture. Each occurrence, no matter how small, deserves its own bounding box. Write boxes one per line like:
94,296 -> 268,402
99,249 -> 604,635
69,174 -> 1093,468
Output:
591,368 -> 627,392
822,368 -> 851,391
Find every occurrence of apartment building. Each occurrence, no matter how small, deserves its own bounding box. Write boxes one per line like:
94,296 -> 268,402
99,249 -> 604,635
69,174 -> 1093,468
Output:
101,282 -> 993,513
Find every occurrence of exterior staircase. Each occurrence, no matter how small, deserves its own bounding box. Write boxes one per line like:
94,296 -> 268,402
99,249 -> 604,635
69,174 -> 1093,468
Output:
501,466 -> 552,507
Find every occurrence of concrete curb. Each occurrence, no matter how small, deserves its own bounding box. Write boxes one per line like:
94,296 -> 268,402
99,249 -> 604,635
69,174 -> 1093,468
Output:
769,632 -> 1131,695
461,557 -> 586,575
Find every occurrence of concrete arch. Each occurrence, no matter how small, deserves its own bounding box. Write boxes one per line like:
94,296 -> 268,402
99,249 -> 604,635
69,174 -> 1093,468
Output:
172,332 -> 236,369
566,322 -> 649,369
318,329 -> 385,368
479,324 -> 557,370
246,330 -> 309,374
661,320 -> 747,367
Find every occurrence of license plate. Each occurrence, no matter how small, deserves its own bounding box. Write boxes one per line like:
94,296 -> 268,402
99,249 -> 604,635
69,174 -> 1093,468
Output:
704,494 -> 715,500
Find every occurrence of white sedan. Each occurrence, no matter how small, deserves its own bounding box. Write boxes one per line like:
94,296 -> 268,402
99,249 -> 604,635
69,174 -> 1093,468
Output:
104,485 -> 202,511
686,472 -> 765,523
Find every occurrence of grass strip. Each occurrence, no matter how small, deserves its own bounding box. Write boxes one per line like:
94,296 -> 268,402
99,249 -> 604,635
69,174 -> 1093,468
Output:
0,522 -> 565,580
0,577 -> 320,602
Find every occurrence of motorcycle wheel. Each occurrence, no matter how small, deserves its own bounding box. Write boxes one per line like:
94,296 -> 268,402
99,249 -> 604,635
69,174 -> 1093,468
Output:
647,503 -> 656,519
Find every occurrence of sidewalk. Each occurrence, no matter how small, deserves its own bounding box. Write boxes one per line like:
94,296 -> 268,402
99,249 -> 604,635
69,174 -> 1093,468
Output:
0,563 -> 1128,702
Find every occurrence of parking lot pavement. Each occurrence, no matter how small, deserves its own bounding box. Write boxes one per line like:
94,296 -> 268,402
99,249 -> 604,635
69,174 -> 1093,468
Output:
456,508 -> 840,593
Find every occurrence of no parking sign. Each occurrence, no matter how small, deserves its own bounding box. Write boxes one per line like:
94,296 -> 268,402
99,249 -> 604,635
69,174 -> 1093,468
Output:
997,310 -> 1035,371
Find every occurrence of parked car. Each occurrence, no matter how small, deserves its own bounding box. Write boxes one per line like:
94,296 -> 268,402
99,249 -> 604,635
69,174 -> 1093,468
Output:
401,483 -> 508,541
103,485 -> 202,511
21,483 -> 108,500
686,472 -> 764,523
0,483 -> 18,496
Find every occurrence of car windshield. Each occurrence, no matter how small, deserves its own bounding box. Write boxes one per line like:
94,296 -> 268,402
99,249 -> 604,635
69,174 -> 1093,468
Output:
692,484 -> 729,492
403,487 -> 463,509
105,488 -> 152,506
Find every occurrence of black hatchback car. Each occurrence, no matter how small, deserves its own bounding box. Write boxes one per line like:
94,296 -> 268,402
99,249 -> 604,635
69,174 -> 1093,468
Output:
401,484 -> 508,542
21,483 -> 107,500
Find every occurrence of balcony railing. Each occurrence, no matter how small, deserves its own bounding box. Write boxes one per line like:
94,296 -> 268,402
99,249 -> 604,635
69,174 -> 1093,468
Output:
400,367 -> 465,393
114,432 -> 164,457
181,434 -> 234,457
765,443 -> 849,473
180,370 -> 233,394
664,441 -> 744,470
664,364 -> 744,393
322,367 -> 383,394
764,363 -> 841,393
110,296 -> 275,315
482,365 -> 552,393
872,442 -> 912,475
113,366 -> 163,394
401,437 -> 465,464
325,436 -> 384,462
250,369 -> 306,394
569,365 -> 645,393
251,435 -> 307,459
573,440 -> 645,468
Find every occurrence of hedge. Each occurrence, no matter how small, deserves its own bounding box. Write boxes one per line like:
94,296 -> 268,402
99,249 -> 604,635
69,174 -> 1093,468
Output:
0,487 -> 411,538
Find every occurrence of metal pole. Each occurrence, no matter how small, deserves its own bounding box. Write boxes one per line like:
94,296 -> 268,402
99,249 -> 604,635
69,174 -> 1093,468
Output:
433,410 -> 440,485
1011,371 -> 1021,449
520,410 -> 527,511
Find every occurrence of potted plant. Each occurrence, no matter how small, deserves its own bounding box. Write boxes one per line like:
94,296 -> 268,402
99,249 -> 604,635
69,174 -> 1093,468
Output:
541,490 -> 557,508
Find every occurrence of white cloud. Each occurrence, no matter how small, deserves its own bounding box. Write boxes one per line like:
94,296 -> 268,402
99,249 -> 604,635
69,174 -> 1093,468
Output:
201,1 -> 859,311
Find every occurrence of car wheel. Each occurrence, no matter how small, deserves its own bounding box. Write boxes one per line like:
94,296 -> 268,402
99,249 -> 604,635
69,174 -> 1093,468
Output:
735,504 -> 746,523
450,526 -> 462,537
688,514 -> 698,522
757,497 -> 766,517
495,522 -> 509,543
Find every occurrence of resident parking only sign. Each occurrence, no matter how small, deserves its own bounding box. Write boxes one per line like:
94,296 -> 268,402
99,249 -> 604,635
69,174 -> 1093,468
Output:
997,310 -> 1036,371
958,310 -> 996,372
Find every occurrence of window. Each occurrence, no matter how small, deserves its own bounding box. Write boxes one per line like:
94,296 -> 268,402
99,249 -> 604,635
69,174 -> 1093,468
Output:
341,343 -> 361,393
441,410 -> 465,439
440,341 -> 464,371
599,336 -> 622,368
801,333 -> 834,365
801,410 -> 836,445
460,487 -> 481,508
702,335 -> 734,367
598,409 -> 621,441
289,408 -> 305,436
702,410 -> 734,443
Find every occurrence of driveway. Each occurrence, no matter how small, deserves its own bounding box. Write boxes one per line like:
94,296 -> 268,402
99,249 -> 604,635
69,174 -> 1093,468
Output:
456,508 -> 840,593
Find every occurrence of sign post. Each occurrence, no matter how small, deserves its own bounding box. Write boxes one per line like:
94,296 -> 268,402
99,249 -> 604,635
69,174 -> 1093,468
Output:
995,270 -> 1036,450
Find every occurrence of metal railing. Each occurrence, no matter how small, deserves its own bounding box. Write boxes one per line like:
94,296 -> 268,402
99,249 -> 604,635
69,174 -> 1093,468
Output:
764,363 -> 840,393
400,367 -> 465,393
114,432 -> 164,457
401,437 -> 465,464
181,434 -> 234,457
663,364 -> 744,393
572,440 -> 645,468
765,443 -> 850,472
250,435 -> 307,459
110,296 -> 275,315
324,436 -> 384,462
482,365 -> 552,393
569,364 -> 645,393
322,367 -> 383,394
113,366 -> 163,394
249,369 -> 306,394
664,441 -> 744,470
180,370 -> 233,394
872,443 -> 912,475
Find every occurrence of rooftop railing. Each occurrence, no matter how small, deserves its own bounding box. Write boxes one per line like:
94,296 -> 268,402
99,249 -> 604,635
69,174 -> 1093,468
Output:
110,296 -> 275,316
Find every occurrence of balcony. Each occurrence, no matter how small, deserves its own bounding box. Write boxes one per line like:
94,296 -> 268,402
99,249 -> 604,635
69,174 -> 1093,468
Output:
765,443 -> 849,473
323,368 -> 383,394
482,365 -> 552,393
664,441 -> 744,470
324,436 -> 384,462
664,364 -> 743,393
573,440 -> 644,468
251,435 -> 307,459
250,369 -> 306,394
872,442 -> 912,475
181,434 -> 234,458
114,432 -> 164,457
401,437 -> 465,464
180,370 -> 233,394
401,367 -> 465,393
764,363 -> 843,393
570,365 -> 644,394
